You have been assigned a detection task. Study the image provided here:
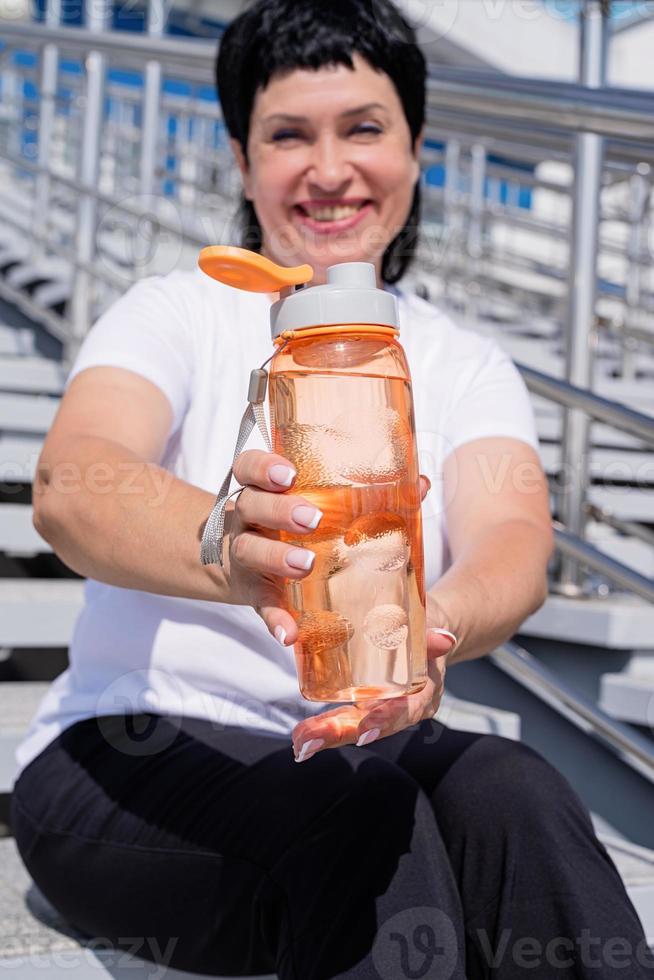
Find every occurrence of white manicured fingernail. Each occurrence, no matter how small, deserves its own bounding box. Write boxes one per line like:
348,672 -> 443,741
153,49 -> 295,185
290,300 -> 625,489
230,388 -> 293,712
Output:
286,548 -> 315,571
428,629 -> 458,647
269,464 -> 296,487
356,728 -> 380,747
295,738 -> 325,762
292,505 -> 323,529
274,625 -> 287,647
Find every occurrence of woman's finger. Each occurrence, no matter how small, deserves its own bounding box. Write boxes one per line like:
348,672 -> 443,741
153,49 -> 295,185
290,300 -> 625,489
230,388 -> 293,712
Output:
291,704 -> 369,759
255,603 -> 299,647
235,485 -> 323,534
353,692 -> 427,747
231,529 -> 316,580
233,449 -> 298,492
419,473 -> 431,502
426,627 -> 458,659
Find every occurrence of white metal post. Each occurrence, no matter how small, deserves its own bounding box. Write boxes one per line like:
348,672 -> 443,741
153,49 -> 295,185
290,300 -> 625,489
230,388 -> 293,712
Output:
67,0 -> 111,367
466,142 -> 486,322
31,0 -> 63,262
140,0 -> 164,197
130,0 -> 166,282
555,0 -> 609,595
444,139 -> 461,304
622,165 -> 650,381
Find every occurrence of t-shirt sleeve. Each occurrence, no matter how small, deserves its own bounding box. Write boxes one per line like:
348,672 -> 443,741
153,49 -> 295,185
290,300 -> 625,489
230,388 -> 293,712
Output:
442,336 -> 540,456
65,272 -> 194,434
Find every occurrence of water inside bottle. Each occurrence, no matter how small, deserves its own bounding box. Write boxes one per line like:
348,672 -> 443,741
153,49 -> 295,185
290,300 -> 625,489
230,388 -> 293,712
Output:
270,372 -> 427,703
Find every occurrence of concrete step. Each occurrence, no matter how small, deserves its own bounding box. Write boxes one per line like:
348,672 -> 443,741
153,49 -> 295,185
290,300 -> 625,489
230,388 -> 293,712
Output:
0,682 -> 50,794
0,580 -> 84,648
0,838 -> 274,979
0,392 -> 58,434
586,486 -> 654,524
0,505 -> 51,556
586,522 -> 654,580
0,434 -> 43,484
600,653 -> 654,726
535,414 -> 650,451
540,442 -> 654,484
0,356 -> 66,396
437,691 -> 520,740
521,592 -> 654,650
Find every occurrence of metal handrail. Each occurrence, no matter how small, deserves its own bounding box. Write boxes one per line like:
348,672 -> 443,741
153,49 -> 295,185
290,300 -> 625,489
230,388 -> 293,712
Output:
552,522 -> 654,604
490,640 -> 654,785
517,364 -> 654,446
427,69 -> 654,143
0,22 -> 218,74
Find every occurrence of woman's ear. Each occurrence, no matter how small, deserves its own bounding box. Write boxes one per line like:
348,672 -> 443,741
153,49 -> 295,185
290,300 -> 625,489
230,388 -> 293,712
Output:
229,137 -> 253,200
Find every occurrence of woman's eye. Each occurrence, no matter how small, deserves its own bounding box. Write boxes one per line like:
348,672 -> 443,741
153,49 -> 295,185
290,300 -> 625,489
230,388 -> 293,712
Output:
272,130 -> 302,142
351,124 -> 383,136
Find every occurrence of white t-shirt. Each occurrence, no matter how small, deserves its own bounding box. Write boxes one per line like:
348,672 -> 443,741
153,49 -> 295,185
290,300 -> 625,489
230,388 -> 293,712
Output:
13,267 -> 539,779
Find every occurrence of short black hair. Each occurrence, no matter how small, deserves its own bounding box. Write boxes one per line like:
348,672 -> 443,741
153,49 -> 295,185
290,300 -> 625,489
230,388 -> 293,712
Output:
215,0 -> 426,284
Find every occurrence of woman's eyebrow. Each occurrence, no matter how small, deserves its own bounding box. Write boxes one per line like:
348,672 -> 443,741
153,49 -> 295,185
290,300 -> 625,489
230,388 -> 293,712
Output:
261,103 -> 388,125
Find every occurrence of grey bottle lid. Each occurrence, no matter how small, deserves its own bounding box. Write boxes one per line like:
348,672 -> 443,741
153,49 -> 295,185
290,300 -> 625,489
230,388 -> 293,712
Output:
270,262 -> 399,339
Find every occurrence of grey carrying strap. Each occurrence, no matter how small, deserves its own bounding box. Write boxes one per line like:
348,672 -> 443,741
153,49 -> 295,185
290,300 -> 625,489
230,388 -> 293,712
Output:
200,344 -> 287,567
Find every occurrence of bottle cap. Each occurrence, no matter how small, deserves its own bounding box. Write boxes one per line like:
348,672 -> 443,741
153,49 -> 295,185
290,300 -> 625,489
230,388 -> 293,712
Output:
198,247 -> 399,338
271,261 -> 398,338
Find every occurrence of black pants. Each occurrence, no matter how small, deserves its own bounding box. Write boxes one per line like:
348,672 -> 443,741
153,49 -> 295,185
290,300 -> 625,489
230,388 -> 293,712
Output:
10,712 -> 653,979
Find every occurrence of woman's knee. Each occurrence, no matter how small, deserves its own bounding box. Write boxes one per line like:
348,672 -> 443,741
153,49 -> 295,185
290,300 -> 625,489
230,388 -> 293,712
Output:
433,735 -> 590,837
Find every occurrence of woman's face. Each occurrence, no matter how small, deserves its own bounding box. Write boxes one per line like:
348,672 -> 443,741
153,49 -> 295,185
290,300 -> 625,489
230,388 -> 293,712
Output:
232,53 -> 422,286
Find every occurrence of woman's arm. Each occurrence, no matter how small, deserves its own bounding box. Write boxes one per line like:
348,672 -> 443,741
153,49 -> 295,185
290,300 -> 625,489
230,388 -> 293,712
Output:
430,435 -> 554,665
33,366 -> 231,602
34,365 -> 332,612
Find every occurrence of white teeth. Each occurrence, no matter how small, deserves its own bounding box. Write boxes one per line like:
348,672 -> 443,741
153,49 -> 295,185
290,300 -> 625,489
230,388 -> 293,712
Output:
304,204 -> 362,221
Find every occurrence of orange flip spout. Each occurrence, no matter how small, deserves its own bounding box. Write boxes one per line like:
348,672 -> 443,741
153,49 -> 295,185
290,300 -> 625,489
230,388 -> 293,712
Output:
198,245 -> 313,294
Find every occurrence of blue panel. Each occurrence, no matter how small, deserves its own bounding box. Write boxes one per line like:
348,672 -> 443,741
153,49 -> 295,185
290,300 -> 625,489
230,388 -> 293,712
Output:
59,59 -> 82,74
107,69 -> 143,88
163,79 -> 192,97
112,5 -> 147,32
424,164 -> 445,188
13,51 -> 37,67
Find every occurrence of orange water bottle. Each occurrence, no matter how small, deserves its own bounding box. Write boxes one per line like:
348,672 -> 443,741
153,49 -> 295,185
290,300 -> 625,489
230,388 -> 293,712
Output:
199,247 -> 427,704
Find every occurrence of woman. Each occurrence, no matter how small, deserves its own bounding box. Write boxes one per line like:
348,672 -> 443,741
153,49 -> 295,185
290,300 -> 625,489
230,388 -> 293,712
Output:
10,1 -> 652,978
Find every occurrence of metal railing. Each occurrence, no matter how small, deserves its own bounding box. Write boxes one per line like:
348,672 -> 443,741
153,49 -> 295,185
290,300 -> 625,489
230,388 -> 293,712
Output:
491,640 -> 654,784
0,1 -> 652,608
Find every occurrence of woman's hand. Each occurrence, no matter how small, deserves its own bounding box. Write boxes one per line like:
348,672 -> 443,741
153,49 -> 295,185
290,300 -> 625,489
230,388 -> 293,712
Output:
223,449 -> 432,648
290,595 -> 457,762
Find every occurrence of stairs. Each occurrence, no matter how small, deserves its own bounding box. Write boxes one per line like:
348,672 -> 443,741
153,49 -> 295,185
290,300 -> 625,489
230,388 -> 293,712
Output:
0,838 -> 277,980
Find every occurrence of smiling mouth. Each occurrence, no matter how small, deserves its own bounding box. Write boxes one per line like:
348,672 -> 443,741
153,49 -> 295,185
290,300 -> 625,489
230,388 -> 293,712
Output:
294,200 -> 372,222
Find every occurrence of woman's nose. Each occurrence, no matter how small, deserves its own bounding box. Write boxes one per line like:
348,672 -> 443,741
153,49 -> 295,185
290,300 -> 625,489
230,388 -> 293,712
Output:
307,135 -> 353,193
